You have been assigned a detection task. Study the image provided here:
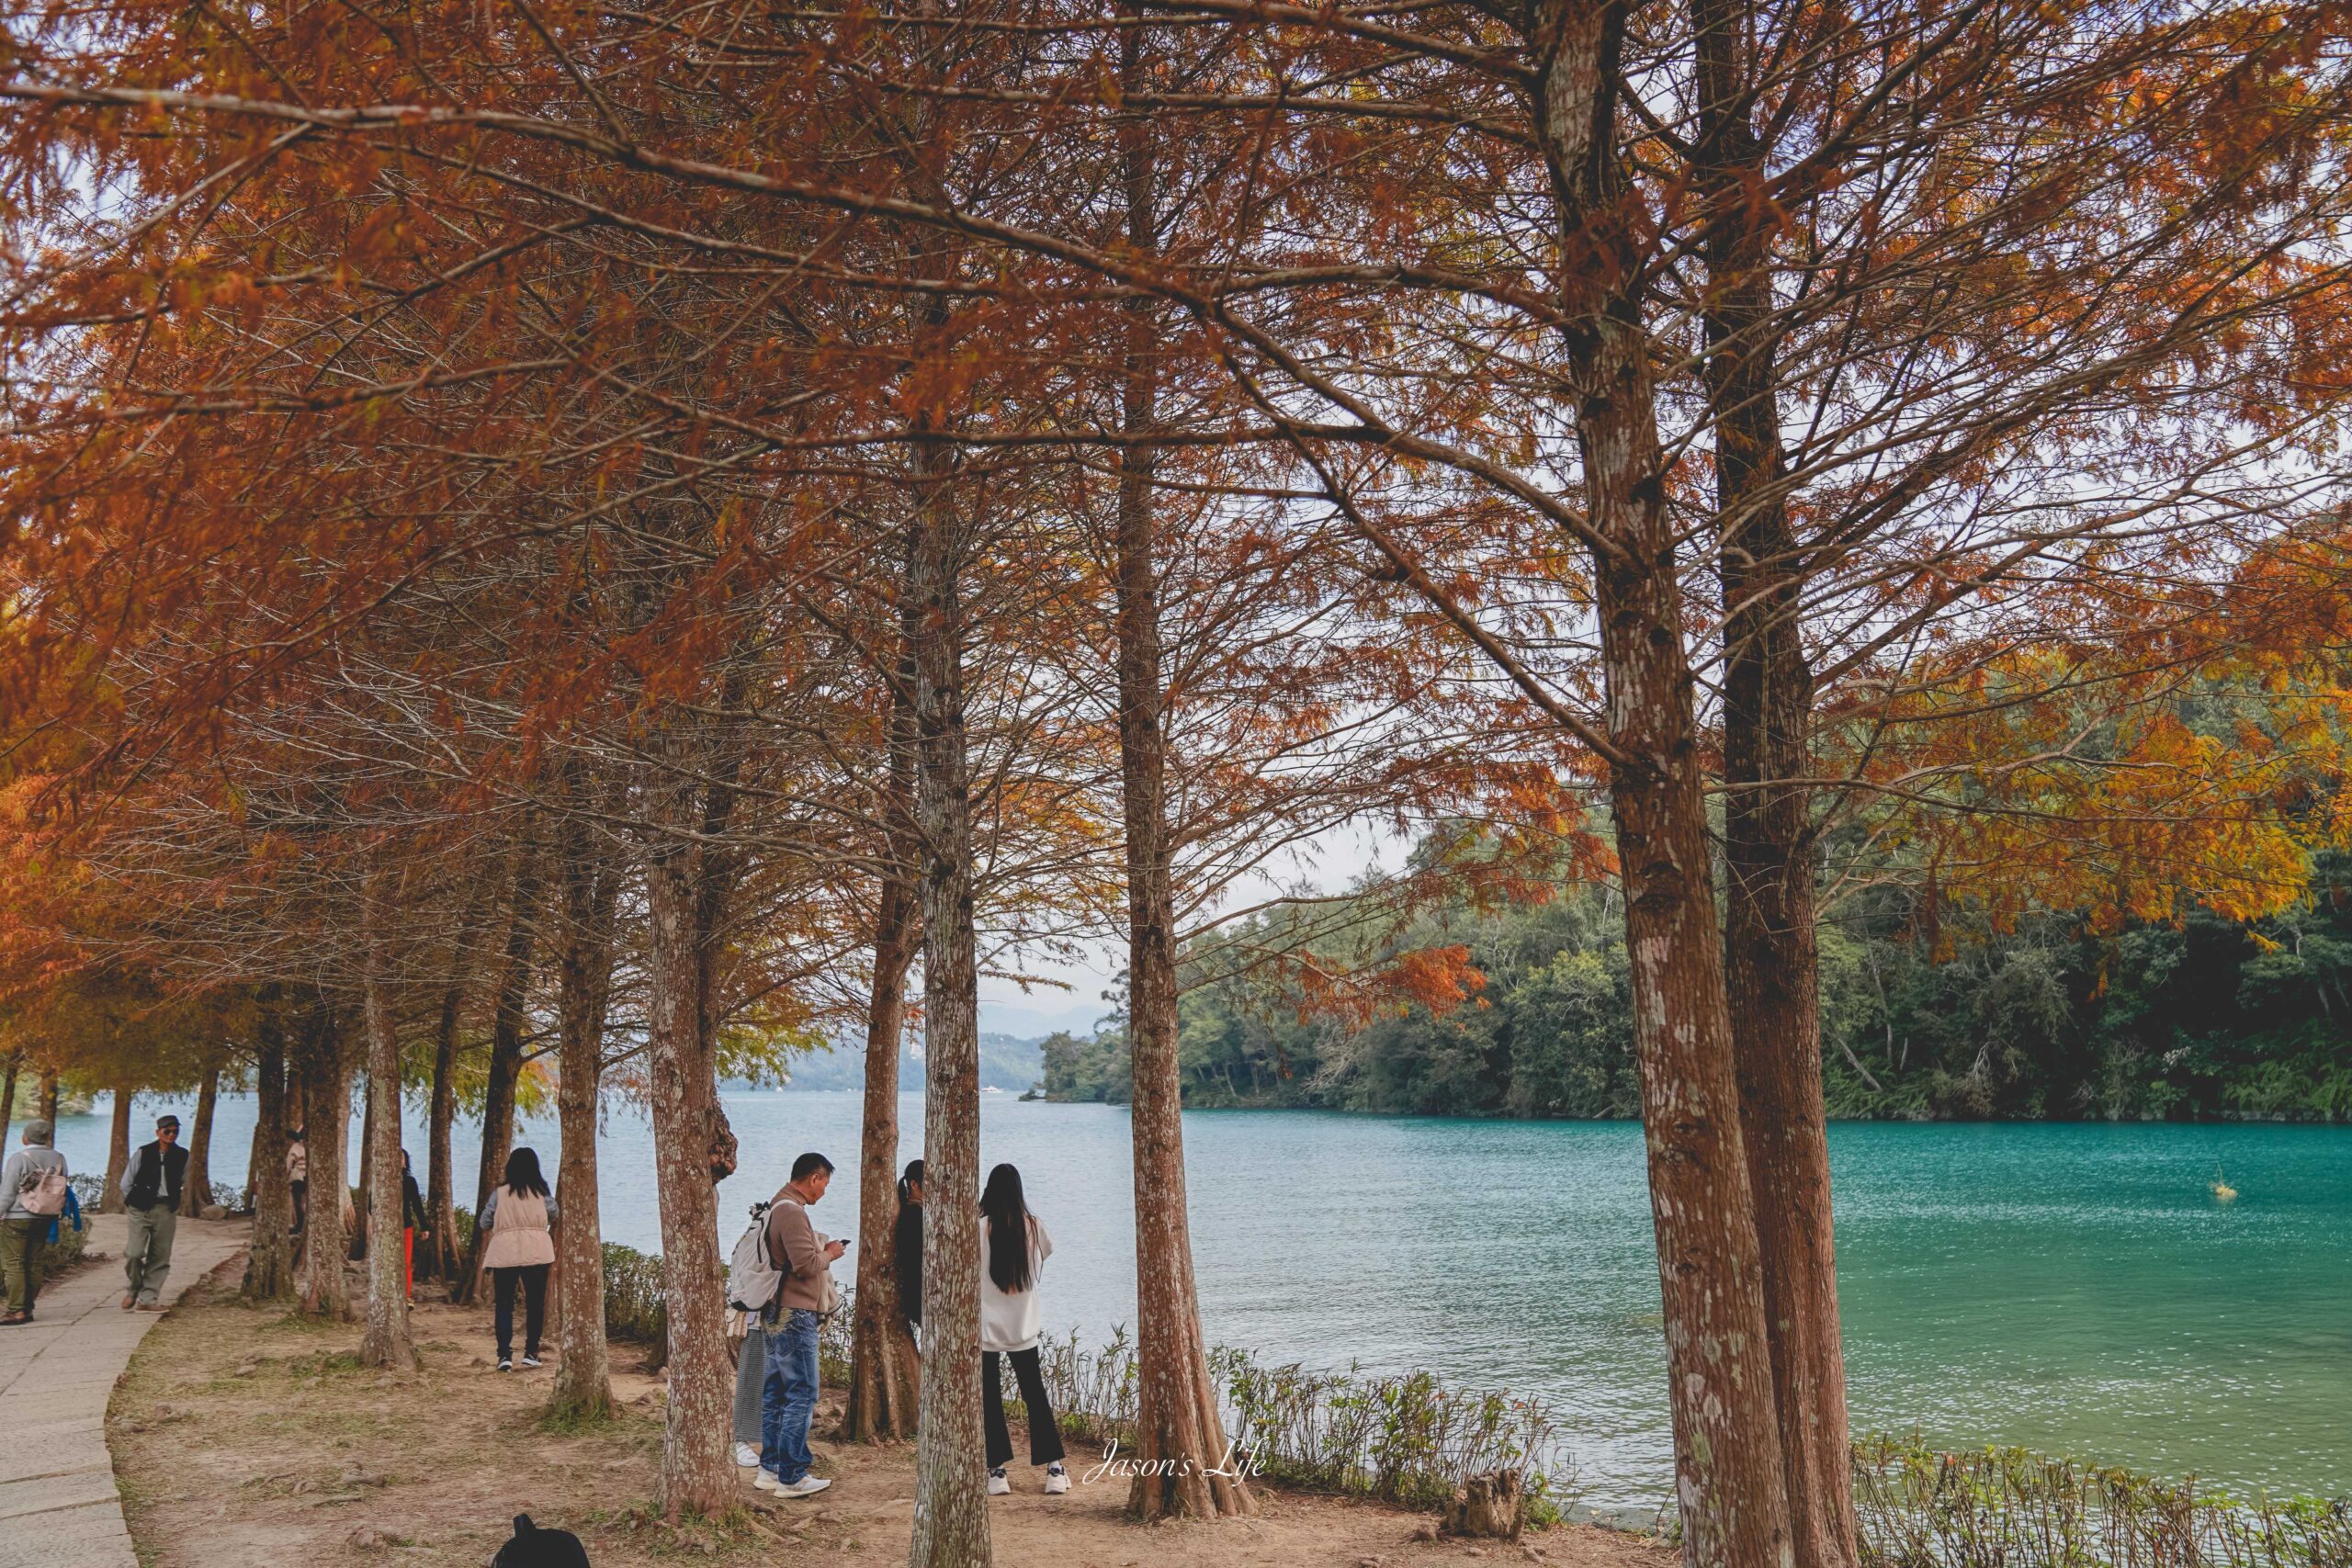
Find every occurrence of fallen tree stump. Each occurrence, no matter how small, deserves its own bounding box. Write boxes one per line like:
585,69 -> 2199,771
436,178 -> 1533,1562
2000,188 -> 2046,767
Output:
1442,1467 -> 1526,1540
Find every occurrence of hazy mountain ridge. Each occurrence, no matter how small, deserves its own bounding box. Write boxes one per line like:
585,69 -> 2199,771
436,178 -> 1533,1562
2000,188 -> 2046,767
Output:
732,1032 -> 1047,1094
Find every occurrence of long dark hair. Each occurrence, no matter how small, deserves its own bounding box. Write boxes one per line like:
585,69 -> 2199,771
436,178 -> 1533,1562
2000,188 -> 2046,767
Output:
980,1163 -> 1033,1293
897,1157 -> 925,1209
503,1145 -> 551,1199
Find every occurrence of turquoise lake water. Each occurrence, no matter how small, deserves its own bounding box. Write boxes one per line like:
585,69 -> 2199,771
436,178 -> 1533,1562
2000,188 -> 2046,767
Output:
33,1092 -> 2350,1507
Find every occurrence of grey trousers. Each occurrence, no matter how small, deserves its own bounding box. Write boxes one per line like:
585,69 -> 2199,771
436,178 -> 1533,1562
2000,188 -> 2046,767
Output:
733,1328 -> 766,1445
125,1206 -> 178,1305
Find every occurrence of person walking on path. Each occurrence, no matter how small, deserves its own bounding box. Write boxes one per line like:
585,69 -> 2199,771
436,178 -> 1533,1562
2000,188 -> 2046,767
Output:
731,1306 -> 765,1468
120,1112 -> 188,1310
1,1118 -> 70,1325
979,1162 -> 1068,1496
891,1158 -> 925,1397
758,1151 -> 845,1499
480,1146 -> 558,1372
893,1158 -> 924,1333
286,1126 -> 308,1238
726,1198 -> 772,1467
398,1149 -> 430,1301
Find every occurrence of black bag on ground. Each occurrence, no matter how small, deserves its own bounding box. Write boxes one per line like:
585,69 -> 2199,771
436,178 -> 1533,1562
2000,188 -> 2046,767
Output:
492,1513 -> 591,1568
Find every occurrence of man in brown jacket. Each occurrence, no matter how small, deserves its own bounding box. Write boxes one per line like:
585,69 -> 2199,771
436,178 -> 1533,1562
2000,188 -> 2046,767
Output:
755,1152 -> 845,1497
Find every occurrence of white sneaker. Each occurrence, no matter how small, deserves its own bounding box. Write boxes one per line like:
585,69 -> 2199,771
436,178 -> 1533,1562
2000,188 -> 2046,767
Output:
753,1471 -> 786,1494
734,1442 -> 761,1468
775,1476 -> 831,1499
1044,1464 -> 1069,1495
988,1468 -> 1012,1496
518,1355 -> 543,1369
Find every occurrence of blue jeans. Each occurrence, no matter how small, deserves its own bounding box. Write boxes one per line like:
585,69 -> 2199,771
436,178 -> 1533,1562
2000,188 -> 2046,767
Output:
760,1309 -> 821,1483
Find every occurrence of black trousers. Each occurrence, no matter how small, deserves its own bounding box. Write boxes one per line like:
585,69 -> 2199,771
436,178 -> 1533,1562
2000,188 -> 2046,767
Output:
492,1263 -> 550,1359
982,1348 -> 1065,1469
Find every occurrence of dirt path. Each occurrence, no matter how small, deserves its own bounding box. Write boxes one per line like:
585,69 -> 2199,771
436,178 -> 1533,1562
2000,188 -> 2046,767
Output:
109,1272 -> 1672,1568
0,1214 -> 248,1568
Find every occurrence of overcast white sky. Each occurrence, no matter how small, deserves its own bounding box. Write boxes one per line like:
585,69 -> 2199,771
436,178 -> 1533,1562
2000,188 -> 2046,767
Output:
974,815 -> 1411,1039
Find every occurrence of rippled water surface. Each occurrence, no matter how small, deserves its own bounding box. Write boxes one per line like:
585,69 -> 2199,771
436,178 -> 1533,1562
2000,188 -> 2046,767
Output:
43,1093 -> 2350,1506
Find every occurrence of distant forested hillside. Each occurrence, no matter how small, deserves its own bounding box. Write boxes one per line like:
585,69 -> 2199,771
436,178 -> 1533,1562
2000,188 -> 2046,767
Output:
753,1033 -> 1046,1094
1042,850 -> 2352,1122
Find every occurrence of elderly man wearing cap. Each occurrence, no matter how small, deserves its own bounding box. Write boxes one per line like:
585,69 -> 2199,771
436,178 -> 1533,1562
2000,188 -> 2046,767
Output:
121,1112 -> 190,1311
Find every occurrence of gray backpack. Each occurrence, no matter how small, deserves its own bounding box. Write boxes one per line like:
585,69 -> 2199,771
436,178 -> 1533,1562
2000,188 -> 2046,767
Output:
727,1202 -> 782,1312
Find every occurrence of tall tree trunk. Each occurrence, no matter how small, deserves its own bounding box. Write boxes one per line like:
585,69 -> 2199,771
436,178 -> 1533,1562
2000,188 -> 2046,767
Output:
298,1009 -> 354,1321
1694,10 -> 1856,1556
243,1012 -> 296,1303
846,587 -> 924,1446
1532,6 -> 1792,1564
101,1083 -> 132,1214
644,766 -> 736,1516
0,1055 -> 17,1138
842,866 -> 921,1442
548,781 -> 619,1425
38,1071 -> 59,1124
1111,62 -> 1251,1517
907,430 -> 992,1568
424,978 -> 462,1283
462,833 -> 539,1303
358,908 -> 418,1370
426,884 -> 491,1285
179,1064 -> 220,1217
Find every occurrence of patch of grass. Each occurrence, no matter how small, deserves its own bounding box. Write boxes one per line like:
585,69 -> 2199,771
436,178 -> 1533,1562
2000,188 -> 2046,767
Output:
538,1403 -> 623,1438
279,1349 -> 366,1378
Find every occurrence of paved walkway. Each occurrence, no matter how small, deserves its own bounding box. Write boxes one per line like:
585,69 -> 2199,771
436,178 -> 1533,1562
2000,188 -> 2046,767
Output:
0,1213 -> 248,1568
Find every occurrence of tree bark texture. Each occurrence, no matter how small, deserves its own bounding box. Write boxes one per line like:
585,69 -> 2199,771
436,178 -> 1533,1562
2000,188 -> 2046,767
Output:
179,1064 -> 219,1217
906,432 -> 992,1568
1693,7 -> 1857,1551
298,1008 -> 354,1321
843,866 -> 921,1442
424,978 -> 463,1283
549,783 -> 619,1424
358,925 -> 418,1370
243,1017 -> 296,1303
1111,95 -> 1252,1517
101,1084 -> 131,1214
1531,5 -> 1793,1563
644,758 -> 737,1516
462,834 -> 539,1303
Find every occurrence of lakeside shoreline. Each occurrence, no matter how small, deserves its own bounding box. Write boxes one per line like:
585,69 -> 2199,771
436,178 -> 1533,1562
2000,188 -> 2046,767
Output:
24,1094 -> 2352,1506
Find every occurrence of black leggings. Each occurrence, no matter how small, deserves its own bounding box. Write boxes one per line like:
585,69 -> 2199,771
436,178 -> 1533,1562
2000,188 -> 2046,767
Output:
982,1348 -> 1066,1469
492,1264 -> 549,1359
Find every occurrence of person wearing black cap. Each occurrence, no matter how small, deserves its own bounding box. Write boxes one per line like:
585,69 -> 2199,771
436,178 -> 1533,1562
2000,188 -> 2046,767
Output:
120,1113 -> 188,1311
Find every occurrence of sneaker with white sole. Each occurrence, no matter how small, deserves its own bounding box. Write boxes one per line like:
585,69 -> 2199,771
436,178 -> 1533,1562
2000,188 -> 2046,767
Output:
496,1359 -> 514,1373
753,1470 -> 786,1494
775,1476 -> 831,1499
988,1468 -> 1012,1496
518,1355 -> 543,1369
1044,1463 -> 1069,1495
734,1442 -> 761,1468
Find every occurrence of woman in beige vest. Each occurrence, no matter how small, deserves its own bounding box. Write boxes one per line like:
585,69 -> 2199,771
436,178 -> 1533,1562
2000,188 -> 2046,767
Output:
480,1146 -> 558,1371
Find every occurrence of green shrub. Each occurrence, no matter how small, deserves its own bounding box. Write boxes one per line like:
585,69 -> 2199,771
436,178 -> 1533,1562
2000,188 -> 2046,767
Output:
603,1242 -> 668,1346
1855,1434 -> 2352,1567
1017,1323 -> 1570,1521
45,1217 -> 90,1269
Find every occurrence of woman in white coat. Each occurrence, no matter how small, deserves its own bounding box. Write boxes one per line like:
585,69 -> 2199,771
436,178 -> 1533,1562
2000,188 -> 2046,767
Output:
978,1162 -> 1068,1495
